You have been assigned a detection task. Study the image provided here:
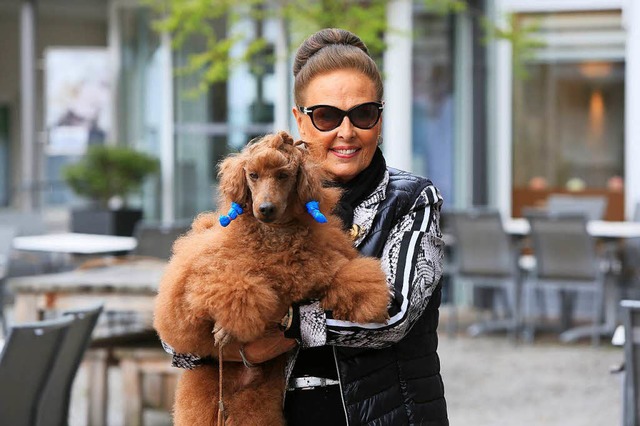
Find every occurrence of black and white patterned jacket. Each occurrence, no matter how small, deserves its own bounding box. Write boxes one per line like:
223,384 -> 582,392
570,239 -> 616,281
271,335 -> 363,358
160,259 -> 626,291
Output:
294,168 -> 443,349
288,167 -> 447,425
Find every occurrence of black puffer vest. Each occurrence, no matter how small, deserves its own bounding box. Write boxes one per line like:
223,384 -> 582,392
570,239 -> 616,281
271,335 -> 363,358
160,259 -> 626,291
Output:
335,168 -> 448,426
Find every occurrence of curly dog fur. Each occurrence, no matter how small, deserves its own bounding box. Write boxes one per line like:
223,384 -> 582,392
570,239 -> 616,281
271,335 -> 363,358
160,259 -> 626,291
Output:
154,131 -> 390,425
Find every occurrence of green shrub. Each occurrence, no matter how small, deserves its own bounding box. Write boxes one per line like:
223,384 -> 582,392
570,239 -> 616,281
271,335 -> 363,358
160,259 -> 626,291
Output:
62,145 -> 160,209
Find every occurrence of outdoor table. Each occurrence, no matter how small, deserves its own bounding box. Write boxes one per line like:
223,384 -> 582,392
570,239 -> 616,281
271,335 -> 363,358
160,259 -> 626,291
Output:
12,232 -> 138,272
504,219 -> 640,342
503,218 -> 640,239
7,258 -> 166,426
7,258 -> 164,322
12,233 -> 137,254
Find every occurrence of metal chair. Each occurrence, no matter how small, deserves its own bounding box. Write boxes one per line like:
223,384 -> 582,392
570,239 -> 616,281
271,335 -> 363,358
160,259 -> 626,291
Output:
0,317 -> 73,425
546,194 -> 607,221
132,221 -> 191,260
524,212 -> 606,345
448,209 -> 525,338
621,299 -> 640,426
36,304 -> 104,426
0,225 -> 17,335
620,205 -> 640,300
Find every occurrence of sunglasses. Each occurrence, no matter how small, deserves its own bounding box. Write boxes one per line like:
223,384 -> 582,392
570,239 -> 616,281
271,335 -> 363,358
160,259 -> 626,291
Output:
298,101 -> 384,132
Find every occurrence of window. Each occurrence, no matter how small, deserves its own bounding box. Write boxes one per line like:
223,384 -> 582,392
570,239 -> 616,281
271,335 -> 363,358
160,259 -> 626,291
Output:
412,13 -> 455,205
512,11 -> 625,220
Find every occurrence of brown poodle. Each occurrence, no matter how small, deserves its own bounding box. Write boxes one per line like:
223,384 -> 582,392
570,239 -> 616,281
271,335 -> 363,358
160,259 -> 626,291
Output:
154,131 -> 390,426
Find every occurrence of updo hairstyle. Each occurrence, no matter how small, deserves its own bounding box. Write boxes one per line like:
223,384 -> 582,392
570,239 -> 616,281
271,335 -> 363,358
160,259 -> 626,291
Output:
293,28 -> 384,106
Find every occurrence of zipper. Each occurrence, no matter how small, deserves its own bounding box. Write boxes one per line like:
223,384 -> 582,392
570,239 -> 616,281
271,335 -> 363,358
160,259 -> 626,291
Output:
282,346 -> 300,406
333,346 -> 350,425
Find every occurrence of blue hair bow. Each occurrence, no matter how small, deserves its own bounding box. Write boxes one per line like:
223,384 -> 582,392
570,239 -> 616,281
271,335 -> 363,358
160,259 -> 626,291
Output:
219,202 -> 244,227
305,200 -> 327,223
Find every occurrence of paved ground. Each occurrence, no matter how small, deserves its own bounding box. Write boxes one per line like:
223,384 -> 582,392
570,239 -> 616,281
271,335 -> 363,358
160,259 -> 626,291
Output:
67,312 -> 624,426
440,333 -> 622,426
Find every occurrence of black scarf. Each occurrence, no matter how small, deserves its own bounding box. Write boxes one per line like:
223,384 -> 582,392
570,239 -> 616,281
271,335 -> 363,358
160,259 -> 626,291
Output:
332,148 -> 386,230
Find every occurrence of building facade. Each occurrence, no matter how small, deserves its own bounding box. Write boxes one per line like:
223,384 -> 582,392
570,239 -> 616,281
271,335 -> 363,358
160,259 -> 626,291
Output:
2,0 -> 639,224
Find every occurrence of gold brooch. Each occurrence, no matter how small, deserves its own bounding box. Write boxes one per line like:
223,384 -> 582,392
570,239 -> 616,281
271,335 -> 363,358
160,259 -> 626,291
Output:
349,224 -> 363,240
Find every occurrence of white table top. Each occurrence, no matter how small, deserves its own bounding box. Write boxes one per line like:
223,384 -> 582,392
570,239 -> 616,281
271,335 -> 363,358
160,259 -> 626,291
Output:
12,233 -> 137,254
503,218 -> 640,239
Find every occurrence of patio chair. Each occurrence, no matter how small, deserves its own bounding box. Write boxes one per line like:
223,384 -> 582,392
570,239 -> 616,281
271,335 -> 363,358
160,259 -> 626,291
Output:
36,303 -> 103,426
0,317 -> 73,425
621,300 -> 640,426
523,212 -> 606,345
546,194 -> 607,221
132,221 -> 191,260
0,225 -> 17,335
448,209 -> 526,338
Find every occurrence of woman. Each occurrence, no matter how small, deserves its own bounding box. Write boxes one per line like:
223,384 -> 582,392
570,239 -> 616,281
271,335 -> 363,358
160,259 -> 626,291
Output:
282,28 -> 446,426
166,28 -> 447,425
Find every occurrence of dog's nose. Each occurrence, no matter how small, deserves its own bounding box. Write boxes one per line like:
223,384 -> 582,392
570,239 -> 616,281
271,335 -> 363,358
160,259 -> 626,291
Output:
259,202 -> 276,218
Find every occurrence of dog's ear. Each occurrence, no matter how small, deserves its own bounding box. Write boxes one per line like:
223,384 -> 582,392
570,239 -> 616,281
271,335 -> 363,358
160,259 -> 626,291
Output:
296,150 -> 339,212
217,152 -> 250,206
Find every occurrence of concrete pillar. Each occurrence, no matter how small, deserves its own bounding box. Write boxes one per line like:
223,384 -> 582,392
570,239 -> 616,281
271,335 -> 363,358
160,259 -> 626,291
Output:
160,31 -> 175,224
274,16 -> 290,132
20,0 -> 37,211
383,0 -> 412,172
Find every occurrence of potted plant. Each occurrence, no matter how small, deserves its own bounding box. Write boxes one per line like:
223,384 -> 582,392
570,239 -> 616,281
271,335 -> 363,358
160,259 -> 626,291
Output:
62,145 -> 160,236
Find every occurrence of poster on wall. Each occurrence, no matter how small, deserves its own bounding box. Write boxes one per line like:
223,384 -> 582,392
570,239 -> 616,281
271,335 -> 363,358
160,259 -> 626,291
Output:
45,48 -> 112,156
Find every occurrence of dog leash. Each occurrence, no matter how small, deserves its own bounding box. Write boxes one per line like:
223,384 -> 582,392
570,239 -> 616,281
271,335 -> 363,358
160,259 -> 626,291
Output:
218,344 -> 226,426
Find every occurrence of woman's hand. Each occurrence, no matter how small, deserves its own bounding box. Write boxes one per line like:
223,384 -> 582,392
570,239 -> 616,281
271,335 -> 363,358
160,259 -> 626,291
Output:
217,328 -> 297,364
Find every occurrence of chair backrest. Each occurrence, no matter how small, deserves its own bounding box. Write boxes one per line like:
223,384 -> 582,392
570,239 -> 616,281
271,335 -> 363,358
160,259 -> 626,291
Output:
0,225 -> 18,335
449,209 -> 515,277
622,299 -> 640,426
0,210 -> 47,236
0,317 -> 73,425
546,194 -> 607,221
132,221 -> 190,260
0,225 -> 17,278
633,202 -> 640,223
36,304 -> 104,426
526,212 -> 599,281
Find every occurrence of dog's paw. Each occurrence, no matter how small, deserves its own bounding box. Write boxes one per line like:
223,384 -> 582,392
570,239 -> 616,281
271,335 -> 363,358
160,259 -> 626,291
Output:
207,277 -> 281,343
330,294 -> 389,324
324,257 -> 390,324
212,323 -> 233,347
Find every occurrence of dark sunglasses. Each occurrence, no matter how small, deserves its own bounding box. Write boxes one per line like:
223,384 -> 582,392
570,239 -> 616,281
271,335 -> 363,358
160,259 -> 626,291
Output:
298,101 -> 384,132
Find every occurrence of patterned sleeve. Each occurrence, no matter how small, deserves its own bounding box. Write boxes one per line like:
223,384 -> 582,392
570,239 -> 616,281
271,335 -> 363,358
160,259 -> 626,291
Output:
295,185 -> 444,349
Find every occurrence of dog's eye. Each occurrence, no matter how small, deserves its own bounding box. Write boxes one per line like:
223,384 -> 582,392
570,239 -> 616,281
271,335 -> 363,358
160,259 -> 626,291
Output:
277,172 -> 289,180
248,172 -> 259,180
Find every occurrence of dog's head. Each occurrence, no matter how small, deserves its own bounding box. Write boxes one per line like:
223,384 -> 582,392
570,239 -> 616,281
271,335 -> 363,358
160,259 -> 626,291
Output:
217,131 -> 339,225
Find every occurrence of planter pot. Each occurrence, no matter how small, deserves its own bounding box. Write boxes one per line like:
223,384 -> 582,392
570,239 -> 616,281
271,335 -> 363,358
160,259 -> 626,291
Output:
71,209 -> 143,236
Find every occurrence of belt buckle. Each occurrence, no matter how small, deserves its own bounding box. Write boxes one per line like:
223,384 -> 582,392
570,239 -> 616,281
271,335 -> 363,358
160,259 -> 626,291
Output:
301,376 -> 321,390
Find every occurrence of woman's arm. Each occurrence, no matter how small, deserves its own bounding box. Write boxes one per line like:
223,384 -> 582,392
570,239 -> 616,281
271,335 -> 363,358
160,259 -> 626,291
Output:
288,184 -> 444,349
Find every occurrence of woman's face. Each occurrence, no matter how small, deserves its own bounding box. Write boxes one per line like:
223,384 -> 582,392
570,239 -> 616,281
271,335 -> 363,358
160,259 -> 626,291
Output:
293,69 -> 382,183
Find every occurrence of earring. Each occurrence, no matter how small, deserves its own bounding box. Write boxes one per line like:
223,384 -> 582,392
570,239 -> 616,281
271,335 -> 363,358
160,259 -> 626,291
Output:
377,134 -> 383,146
